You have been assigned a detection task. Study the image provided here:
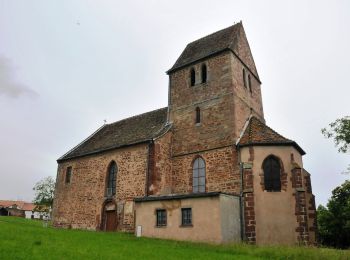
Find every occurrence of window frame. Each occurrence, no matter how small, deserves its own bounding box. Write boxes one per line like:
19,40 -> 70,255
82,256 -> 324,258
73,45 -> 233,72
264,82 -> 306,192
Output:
263,155 -> 281,192
195,107 -> 201,124
155,209 -> 167,227
192,157 -> 205,193
181,208 -> 193,227
65,166 -> 72,184
190,68 -> 196,86
107,161 -> 117,196
201,64 -> 207,83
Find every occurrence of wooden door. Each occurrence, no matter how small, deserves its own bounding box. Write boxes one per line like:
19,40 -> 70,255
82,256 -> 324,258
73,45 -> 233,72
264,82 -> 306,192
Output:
105,210 -> 117,231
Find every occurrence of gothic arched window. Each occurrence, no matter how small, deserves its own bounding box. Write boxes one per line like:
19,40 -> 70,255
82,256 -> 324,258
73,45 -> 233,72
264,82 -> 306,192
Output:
263,156 -> 281,191
201,64 -> 207,83
193,157 -> 205,193
107,161 -> 117,196
190,68 -> 195,86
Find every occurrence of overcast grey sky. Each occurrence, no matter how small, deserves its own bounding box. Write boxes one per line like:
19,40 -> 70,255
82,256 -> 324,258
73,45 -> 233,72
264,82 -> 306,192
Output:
0,0 -> 349,206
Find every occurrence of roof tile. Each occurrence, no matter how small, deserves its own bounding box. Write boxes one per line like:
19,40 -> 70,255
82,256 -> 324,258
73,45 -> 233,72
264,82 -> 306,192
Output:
58,107 -> 169,161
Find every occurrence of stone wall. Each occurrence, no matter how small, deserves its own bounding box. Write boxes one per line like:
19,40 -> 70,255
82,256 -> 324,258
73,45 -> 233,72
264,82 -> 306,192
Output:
148,132 -> 173,195
52,143 -> 148,231
171,146 -> 240,195
168,48 -> 264,157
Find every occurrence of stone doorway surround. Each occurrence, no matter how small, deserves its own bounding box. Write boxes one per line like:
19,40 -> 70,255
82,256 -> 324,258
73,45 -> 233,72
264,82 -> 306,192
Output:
102,200 -> 117,231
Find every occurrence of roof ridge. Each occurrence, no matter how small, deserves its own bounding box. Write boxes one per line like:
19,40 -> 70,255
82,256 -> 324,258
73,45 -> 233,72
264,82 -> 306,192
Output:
186,22 -> 241,47
107,107 -> 167,127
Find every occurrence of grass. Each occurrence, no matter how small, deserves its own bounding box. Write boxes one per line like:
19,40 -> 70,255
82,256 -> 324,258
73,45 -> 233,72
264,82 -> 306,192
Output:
0,216 -> 349,259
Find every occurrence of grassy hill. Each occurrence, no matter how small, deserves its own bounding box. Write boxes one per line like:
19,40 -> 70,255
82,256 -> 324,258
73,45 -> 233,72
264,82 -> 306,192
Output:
0,216 -> 348,259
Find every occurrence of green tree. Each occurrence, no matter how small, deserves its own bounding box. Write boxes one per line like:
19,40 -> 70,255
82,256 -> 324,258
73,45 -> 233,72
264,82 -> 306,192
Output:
317,180 -> 350,248
322,116 -> 350,173
33,176 -> 55,208
321,116 -> 350,153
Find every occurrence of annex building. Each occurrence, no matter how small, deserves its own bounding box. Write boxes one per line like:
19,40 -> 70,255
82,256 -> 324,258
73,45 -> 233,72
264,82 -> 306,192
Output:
53,22 -> 317,245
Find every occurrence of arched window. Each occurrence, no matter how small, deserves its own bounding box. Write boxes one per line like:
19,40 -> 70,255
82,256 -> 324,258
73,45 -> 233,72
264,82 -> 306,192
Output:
190,68 -> 195,86
263,156 -> 281,191
243,68 -> 247,88
248,74 -> 252,94
107,161 -> 117,196
195,107 -> 201,124
193,157 -> 205,193
201,64 -> 207,83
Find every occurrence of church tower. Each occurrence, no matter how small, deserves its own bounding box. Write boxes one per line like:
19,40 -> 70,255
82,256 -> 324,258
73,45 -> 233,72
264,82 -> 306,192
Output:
167,22 -> 264,156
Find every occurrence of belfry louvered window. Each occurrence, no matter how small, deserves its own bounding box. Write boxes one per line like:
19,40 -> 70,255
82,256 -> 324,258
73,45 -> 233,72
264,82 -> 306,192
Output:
190,68 -> 195,86
201,64 -> 207,83
193,157 -> 205,193
263,156 -> 281,191
107,161 -> 117,196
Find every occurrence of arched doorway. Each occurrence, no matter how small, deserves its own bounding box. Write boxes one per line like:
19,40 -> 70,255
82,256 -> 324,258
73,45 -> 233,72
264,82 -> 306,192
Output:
102,201 -> 117,231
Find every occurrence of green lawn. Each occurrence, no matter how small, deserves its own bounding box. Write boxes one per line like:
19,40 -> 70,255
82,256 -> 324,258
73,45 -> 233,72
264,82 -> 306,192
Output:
0,216 -> 349,259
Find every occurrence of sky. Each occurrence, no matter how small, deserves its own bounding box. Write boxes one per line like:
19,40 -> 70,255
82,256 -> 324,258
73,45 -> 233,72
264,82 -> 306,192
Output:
0,0 -> 349,207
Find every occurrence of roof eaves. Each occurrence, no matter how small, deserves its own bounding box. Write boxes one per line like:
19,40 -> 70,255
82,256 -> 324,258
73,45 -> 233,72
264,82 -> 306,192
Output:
134,192 -> 240,202
57,139 -> 152,163
238,141 -> 306,155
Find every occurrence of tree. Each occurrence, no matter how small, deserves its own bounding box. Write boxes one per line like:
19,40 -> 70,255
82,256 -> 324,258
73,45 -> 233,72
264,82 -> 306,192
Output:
322,116 -> 350,173
33,176 -> 55,208
321,116 -> 350,153
317,180 -> 350,248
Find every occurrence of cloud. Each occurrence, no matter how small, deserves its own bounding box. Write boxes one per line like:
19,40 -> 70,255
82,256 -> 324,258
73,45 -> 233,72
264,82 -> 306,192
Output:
0,56 -> 38,98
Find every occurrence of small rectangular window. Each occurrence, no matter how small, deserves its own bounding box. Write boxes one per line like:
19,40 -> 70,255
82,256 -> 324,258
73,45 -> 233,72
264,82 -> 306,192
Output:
65,166 -> 72,184
181,208 -> 192,226
156,209 -> 167,227
195,107 -> 201,124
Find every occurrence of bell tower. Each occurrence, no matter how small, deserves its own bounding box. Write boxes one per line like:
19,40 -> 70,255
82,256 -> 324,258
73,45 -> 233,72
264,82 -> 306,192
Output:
167,22 -> 264,156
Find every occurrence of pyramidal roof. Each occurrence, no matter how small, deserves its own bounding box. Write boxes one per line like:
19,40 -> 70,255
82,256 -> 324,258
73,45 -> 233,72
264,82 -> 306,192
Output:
238,116 -> 305,155
168,22 -> 259,81
58,107 -> 169,162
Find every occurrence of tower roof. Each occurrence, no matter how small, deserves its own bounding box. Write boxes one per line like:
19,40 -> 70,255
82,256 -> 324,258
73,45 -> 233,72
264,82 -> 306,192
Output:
238,116 -> 306,155
167,22 -> 260,81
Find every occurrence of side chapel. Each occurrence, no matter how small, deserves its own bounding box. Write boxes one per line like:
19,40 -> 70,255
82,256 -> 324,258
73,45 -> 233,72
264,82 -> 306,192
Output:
53,22 -> 317,245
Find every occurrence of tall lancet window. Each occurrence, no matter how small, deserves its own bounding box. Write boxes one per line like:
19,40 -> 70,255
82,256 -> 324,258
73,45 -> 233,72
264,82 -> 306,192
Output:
107,161 -> 117,196
193,157 -> 206,193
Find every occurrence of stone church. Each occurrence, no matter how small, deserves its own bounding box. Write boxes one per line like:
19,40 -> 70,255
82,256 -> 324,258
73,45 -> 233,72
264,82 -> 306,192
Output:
53,22 -> 317,245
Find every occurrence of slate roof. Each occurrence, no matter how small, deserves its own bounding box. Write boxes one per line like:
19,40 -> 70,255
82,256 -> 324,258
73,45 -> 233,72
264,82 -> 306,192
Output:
58,107 -> 169,162
167,22 -> 259,81
238,116 -> 306,155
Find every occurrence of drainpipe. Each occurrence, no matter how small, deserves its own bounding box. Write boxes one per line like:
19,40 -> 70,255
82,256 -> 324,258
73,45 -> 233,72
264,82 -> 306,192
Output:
237,145 -> 245,241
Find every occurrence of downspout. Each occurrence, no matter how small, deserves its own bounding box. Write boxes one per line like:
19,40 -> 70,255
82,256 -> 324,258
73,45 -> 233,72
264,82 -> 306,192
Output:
237,145 -> 245,241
